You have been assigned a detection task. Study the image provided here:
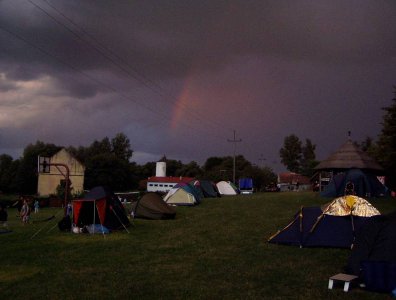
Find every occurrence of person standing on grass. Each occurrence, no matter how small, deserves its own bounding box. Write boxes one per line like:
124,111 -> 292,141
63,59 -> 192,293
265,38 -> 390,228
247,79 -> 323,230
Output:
66,202 -> 72,216
20,200 -> 30,224
34,200 -> 39,213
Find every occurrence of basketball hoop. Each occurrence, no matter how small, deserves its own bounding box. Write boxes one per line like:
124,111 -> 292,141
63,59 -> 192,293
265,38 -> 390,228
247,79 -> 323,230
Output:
38,156 -> 51,173
37,155 -> 71,216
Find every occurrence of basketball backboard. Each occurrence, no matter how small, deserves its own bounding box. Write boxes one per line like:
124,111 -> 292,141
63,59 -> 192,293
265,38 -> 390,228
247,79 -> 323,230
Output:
38,156 -> 51,173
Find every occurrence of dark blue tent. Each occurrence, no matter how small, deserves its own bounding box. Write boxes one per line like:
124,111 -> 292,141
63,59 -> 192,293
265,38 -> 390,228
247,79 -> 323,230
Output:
345,211 -> 396,292
321,169 -> 387,198
268,206 -> 371,248
190,180 -> 220,198
239,178 -> 253,194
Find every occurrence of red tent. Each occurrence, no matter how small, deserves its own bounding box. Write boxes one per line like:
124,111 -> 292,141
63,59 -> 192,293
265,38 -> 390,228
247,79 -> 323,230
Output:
72,186 -> 130,231
73,198 -> 107,226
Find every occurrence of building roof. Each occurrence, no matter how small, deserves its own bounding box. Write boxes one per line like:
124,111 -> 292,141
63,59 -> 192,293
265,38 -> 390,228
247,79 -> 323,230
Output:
315,139 -> 383,172
147,176 -> 195,184
278,172 -> 311,184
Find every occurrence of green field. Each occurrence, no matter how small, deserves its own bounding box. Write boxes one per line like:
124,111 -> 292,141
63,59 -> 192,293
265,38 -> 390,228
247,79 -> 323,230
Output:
1,192 -> 395,299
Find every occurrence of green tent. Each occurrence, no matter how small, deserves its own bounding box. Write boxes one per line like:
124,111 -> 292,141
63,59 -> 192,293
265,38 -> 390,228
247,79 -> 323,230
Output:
131,192 -> 176,220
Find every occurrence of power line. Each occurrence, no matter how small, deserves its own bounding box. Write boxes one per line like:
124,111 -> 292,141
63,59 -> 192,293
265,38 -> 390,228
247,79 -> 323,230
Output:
0,23 -> 224,162
2,1 -> 249,163
29,0 -> 229,137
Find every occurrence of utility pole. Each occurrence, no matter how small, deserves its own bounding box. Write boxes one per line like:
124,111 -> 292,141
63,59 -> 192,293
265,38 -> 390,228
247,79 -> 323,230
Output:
258,154 -> 266,169
227,130 -> 242,184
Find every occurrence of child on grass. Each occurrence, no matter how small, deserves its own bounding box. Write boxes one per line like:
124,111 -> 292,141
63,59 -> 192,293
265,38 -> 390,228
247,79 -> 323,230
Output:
20,200 -> 30,224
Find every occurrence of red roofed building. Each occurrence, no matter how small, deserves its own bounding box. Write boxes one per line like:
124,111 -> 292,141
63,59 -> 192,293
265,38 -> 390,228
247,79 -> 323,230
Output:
277,172 -> 311,191
147,176 -> 195,193
146,157 -> 195,193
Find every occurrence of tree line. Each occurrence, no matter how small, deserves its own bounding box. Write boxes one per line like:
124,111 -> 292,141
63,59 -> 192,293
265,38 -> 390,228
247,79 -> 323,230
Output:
0,133 -> 277,195
1,87 -> 395,195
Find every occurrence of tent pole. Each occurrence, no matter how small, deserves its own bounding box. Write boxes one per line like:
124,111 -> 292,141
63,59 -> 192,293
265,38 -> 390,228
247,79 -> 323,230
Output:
112,209 -> 130,233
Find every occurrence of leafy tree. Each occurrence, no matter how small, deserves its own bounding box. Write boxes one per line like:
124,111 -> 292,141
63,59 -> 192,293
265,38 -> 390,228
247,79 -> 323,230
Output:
279,135 -> 318,176
111,133 -> 133,161
203,156 -> 234,182
175,161 -> 203,178
84,153 -> 131,191
137,162 -> 156,179
202,155 -> 270,184
300,139 -> 319,177
249,165 -> 277,192
68,132 -> 135,191
164,158 -> 183,177
0,154 -> 14,193
354,137 -> 380,164
14,141 -> 61,194
204,157 -> 225,171
375,87 -> 396,189
88,138 -> 112,157
279,134 -> 302,173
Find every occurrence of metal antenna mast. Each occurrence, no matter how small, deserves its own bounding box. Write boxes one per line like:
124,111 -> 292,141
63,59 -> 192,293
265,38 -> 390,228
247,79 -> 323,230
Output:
227,130 -> 242,184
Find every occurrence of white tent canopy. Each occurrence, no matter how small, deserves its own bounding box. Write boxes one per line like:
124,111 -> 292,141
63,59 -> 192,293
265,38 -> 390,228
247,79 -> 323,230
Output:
216,181 -> 238,195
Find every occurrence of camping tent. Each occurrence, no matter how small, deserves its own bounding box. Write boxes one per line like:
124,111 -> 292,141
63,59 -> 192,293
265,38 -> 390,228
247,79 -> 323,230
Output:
345,211 -> 396,292
73,186 -> 130,231
268,195 -> 380,248
131,192 -> 176,220
346,211 -> 396,274
164,183 -> 201,206
164,188 -> 197,206
191,180 -> 220,198
321,169 -> 387,198
216,181 -> 238,195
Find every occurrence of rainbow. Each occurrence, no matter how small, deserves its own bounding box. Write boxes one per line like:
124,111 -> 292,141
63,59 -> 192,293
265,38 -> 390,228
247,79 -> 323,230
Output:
170,74 -> 195,130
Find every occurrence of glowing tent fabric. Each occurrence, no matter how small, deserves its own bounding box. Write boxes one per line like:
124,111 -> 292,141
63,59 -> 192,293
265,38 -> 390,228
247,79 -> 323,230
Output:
322,195 -> 380,217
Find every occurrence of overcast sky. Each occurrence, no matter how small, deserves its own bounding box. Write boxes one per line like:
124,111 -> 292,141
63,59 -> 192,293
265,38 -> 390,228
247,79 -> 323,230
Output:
0,0 -> 395,172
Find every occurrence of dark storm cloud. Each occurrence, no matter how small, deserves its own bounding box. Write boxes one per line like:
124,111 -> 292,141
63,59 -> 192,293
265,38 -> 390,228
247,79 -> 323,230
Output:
2,1 -> 395,82
0,0 -> 395,168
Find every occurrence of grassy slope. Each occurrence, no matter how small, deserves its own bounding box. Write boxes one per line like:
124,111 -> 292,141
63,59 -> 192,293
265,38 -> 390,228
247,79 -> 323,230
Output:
1,192 -> 395,299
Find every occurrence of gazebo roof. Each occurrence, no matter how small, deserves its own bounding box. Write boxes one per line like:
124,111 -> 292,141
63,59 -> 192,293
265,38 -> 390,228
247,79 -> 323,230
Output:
315,139 -> 383,172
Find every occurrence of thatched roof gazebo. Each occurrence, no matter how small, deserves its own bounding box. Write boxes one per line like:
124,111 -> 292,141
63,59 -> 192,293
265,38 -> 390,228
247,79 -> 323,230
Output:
315,139 -> 383,172
314,139 -> 384,193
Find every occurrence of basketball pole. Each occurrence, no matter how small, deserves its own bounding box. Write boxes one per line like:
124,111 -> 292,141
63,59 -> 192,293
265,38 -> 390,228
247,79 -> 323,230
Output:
38,157 -> 70,216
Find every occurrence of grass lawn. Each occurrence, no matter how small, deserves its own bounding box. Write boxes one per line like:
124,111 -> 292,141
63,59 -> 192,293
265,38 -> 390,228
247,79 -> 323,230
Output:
1,192 -> 395,299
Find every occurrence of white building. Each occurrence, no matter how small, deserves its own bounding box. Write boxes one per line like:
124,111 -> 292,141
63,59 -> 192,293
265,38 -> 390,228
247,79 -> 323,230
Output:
146,160 -> 194,193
